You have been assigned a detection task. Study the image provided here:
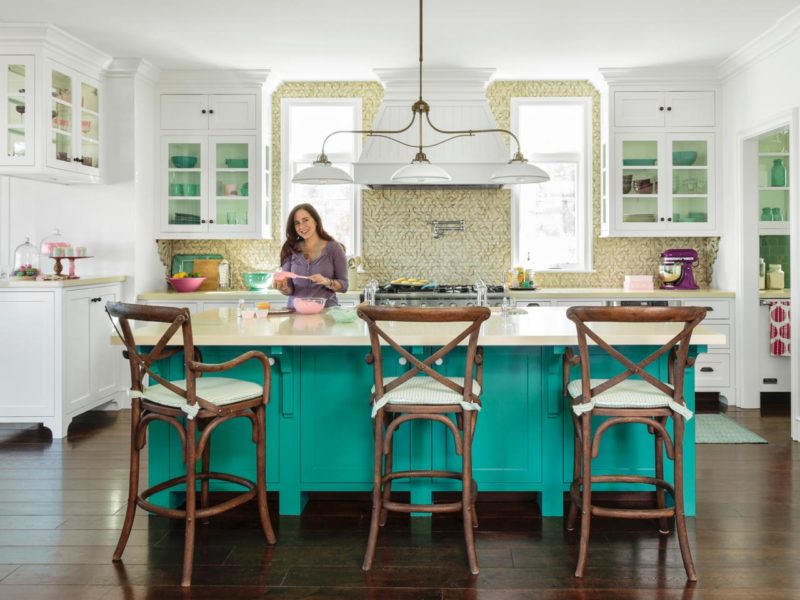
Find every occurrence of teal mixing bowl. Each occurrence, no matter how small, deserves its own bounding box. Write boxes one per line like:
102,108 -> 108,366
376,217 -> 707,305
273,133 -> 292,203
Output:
242,271 -> 272,290
672,151 -> 698,166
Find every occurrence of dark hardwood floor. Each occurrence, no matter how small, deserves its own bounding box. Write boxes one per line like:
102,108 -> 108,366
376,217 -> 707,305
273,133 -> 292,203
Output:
0,407 -> 798,599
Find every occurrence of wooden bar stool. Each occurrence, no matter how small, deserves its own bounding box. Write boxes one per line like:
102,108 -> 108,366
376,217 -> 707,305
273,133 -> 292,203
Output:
357,305 -> 491,574
562,305 -> 706,581
106,302 -> 277,587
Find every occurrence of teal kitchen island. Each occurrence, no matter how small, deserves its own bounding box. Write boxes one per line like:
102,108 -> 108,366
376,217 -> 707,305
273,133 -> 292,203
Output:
122,306 -> 722,517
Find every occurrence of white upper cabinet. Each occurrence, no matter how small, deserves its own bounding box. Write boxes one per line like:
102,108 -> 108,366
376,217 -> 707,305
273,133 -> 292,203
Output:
600,70 -> 720,237
0,25 -> 109,184
614,91 -> 715,128
156,71 -> 271,239
161,94 -> 257,130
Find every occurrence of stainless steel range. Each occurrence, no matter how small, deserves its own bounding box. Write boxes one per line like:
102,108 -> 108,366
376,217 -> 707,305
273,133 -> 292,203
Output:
374,284 -> 506,307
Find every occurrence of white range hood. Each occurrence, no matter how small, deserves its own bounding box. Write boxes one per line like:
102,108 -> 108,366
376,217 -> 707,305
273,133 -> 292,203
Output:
354,67 -> 510,189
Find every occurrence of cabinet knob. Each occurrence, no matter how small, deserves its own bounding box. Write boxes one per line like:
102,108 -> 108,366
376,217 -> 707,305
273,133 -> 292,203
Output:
434,358 -> 443,366
200,219 -> 206,224
201,109 -> 207,114
208,219 -> 214,224
659,106 -> 665,111
208,109 -> 214,114
667,106 -> 672,111
398,357 -> 407,365
268,357 -> 275,366
660,217 -> 665,222
667,217 -> 672,222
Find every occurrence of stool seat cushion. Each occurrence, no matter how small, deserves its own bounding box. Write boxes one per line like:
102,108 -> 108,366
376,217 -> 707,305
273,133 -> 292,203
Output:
132,377 -> 263,418
567,378 -> 693,420
372,376 -> 481,418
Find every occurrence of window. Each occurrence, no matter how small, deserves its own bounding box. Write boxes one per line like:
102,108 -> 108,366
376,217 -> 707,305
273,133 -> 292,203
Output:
281,99 -> 361,255
511,98 -> 592,271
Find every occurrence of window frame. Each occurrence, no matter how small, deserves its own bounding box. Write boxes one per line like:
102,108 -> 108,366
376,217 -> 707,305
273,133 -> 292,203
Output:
510,96 -> 593,272
280,97 -> 362,256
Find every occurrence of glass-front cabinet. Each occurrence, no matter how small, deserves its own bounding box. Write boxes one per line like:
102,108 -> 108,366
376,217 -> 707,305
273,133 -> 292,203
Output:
758,130 -> 790,233
612,132 -> 714,234
0,57 -> 34,166
161,136 -> 255,234
47,61 -> 101,176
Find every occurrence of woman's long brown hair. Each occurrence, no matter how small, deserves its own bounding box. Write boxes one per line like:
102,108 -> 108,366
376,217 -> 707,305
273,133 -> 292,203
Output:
279,203 -> 335,264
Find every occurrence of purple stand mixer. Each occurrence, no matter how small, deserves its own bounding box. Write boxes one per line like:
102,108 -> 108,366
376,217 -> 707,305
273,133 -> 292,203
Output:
658,248 -> 699,290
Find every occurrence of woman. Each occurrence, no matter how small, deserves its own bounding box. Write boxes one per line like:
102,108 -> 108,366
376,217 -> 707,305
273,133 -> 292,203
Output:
276,203 -> 348,307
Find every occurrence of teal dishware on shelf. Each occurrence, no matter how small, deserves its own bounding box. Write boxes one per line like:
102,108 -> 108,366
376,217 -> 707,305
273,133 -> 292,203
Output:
761,207 -> 773,221
240,182 -> 249,196
771,159 -> 786,187
772,207 -> 783,221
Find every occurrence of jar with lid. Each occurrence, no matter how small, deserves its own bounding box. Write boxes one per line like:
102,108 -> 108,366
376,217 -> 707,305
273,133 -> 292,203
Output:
12,237 -> 40,278
217,259 -> 230,290
759,258 -> 766,290
767,264 -> 785,290
38,228 -> 69,274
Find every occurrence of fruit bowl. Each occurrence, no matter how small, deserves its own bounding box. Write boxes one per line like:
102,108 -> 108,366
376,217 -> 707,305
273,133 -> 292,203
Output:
171,155 -> 197,168
328,306 -> 357,323
242,271 -> 273,290
167,277 -> 205,292
293,297 -> 326,314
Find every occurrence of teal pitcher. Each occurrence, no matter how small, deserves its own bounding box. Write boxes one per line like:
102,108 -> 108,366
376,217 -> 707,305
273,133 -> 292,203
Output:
771,159 -> 786,187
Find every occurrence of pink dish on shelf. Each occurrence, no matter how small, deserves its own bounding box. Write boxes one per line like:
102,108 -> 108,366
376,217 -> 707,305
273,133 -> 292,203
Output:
167,277 -> 206,293
293,297 -> 326,314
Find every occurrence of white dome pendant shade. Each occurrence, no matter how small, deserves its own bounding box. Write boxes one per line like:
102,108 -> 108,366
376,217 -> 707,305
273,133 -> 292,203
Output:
292,156 -> 354,185
390,157 -> 452,184
489,154 -> 550,184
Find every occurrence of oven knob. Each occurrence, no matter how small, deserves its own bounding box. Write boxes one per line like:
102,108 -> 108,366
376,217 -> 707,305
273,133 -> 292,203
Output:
466,301 -> 475,307
449,302 -> 457,307
420,302 -> 427,307
399,301 -> 407,307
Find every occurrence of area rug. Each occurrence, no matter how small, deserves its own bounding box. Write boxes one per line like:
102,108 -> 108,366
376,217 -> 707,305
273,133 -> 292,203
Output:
695,414 -> 768,444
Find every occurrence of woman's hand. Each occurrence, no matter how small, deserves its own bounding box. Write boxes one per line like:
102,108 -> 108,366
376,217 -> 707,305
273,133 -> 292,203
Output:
275,279 -> 291,295
309,273 -> 336,290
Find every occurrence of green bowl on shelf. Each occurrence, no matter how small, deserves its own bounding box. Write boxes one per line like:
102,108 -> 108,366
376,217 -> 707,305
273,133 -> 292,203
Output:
225,158 -> 248,168
622,158 -> 657,166
672,151 -> 698,166
171,156 -> 197,168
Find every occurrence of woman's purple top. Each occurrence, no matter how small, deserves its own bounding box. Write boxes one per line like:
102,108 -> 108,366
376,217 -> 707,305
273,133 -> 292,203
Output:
280,241 -> 349,308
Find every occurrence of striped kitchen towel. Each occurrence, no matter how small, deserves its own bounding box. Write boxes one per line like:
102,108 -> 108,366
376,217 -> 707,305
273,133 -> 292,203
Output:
768,300 -> 791,357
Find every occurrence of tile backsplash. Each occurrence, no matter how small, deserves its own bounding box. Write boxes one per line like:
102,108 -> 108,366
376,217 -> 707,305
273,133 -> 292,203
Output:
156,80 -> 719,290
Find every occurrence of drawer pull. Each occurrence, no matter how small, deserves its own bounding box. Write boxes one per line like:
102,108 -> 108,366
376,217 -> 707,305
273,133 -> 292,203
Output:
704,306 -> 714,311
700,367 -> 714,373
763,377 -> 778,385
527,302 -> 541,307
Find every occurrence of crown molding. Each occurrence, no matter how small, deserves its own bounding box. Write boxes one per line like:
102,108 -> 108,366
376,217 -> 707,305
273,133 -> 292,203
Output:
717,6 -> 800,82
105,58 -> 160,84
599,66 -> 719,87
157,69 -> 271,90
0,23 -> 111,72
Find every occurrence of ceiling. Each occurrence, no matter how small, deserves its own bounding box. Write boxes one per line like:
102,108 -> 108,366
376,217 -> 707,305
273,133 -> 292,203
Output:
8,1 -> 800,80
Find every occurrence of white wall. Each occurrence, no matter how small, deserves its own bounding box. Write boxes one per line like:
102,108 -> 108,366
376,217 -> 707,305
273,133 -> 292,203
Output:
718,21 -> 800,439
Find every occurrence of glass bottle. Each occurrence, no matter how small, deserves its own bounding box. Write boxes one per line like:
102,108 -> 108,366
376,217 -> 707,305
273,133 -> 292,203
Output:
760,207 -> 773,221
217,259 -> 230,290
767,264 -> 785,290
364,280 -> 378,306
759,258 -> 766,290
771,159 -> 786,187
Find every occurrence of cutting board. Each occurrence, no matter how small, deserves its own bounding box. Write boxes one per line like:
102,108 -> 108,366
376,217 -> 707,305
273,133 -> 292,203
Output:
192,259 -> 221,291
171,253 -> 223,277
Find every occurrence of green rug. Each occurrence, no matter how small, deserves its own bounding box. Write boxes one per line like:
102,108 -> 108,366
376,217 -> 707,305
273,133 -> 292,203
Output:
695,414 -> 768,444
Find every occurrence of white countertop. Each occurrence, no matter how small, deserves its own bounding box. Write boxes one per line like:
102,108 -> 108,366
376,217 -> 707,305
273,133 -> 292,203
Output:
117,306 -> 726,347
508,287 -> 734,299
1,275 -> 126,289
138,289 -> 362,301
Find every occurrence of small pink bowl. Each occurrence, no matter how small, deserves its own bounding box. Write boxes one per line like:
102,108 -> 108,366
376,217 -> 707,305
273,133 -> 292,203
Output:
293,297 -> 326,314
167,277 -> 205,293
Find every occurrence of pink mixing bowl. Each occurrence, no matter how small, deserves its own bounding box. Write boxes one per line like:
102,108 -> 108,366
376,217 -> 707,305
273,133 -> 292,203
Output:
293,297 -> 326,314
167,277 -> 206,293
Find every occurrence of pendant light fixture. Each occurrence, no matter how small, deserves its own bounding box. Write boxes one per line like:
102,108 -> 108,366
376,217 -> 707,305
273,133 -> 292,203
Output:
291,0 -> 549,186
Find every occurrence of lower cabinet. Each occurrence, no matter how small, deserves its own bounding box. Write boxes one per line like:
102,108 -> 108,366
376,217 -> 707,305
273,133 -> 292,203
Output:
0,281 -> 124,438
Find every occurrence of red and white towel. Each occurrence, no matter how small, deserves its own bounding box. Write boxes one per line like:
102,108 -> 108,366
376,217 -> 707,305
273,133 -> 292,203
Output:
768,300 -> 791,357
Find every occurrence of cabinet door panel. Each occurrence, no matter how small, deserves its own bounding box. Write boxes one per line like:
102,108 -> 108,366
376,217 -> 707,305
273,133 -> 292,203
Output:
162,136 -> 207,233
210,136 -> 256,232
161,94 -> 208,130
0,292 -> 55,417
64,292 -> 92,411
665,91 -> 715,127
1,56 -> 35,167
209,95 -> 256,130
615,91 -> 664,127
91,291 -> 120,400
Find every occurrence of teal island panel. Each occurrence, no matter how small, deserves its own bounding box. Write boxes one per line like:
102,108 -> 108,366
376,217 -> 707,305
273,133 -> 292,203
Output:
145,343 -> 699,517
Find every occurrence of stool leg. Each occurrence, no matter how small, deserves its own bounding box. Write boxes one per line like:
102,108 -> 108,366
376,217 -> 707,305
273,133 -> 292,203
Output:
255,405 -> 277,544
200,428 -> 211,526
566,418 -> 581,531
654,418 -> 670,534
470,413 -> 479,529
461,411 -> 479,575
113,400 -> 142,562
362,409 -> 384,571
673,416 -> 697,581
379,412 -> 392,527
575,413 -> 592,578
181,419 -> 198,587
